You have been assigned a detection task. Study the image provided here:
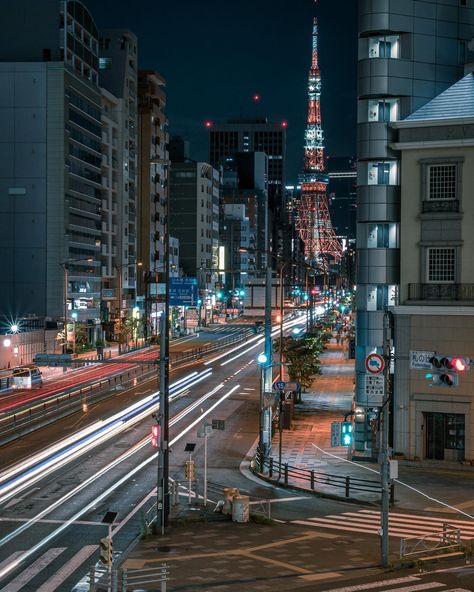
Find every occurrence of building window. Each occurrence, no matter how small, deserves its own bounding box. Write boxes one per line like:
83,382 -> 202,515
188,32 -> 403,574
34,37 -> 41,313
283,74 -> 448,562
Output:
368,99 -> 399,122
366,285 -> 397,311
367,161 -> 397,185
368,35 -> 400,59
428,164 -> 456,200
99,57 -> 111,70
367,223 -> 398,248
427,248 -> 456,283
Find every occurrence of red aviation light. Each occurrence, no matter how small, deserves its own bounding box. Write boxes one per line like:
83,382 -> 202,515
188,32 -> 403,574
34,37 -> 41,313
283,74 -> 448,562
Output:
253,93 -> 261,102
281,120 -> 288,128
204,120 -> 213,129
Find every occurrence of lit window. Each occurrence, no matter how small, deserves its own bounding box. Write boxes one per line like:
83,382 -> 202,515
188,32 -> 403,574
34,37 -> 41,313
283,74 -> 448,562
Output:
427,248 -> 456,283
368,35 -> 400,59
368,99 -> 399,122
367,223 -> 398,248
366,285 -> 398,311
99,57 -> 112,70
367,161 -> 397,185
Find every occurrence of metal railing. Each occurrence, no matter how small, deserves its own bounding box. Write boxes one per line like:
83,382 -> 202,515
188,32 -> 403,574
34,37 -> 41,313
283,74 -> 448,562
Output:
408,283 -> 474,301
89,564 -> 169,591
0,328 -> 253,445
254,451 -> 384,500
400,523 -> 461,559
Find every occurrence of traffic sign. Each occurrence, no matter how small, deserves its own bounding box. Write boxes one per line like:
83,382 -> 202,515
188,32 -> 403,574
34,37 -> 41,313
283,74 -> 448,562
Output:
169,277 -> 198,306
364,374 -> 384,403
410,350 -> 435,369
273,380 -> 286,391
365,353 -> 385,374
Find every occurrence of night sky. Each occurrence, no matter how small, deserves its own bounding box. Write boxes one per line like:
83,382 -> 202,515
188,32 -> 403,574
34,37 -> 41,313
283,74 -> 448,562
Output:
86,0 -> 357,182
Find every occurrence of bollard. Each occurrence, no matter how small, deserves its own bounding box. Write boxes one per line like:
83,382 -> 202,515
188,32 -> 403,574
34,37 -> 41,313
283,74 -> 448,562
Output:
284,464 -> 288,486
390,482 -> 395,504
345,476 -> 350,497
269,457 -> 273,478
310,470 -> 315,490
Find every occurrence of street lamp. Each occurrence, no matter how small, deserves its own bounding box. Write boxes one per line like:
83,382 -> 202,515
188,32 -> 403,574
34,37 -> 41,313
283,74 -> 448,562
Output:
257,352 -> 269,469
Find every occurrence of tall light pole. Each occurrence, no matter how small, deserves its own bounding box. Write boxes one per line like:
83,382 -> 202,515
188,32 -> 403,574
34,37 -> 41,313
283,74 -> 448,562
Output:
151,158 -> 171,532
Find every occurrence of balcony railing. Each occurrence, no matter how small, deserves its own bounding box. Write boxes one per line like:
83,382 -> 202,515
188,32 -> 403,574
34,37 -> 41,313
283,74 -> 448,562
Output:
408,283 -> 474,301
422,199 -> 459,213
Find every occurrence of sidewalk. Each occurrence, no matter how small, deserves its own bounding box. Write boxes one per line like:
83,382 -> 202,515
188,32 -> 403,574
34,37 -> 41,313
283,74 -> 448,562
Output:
117,336 -> 474,591
264,337 -> 474,511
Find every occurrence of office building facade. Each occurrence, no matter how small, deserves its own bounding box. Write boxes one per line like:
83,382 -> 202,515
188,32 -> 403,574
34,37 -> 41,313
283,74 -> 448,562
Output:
0,0 -> 103,340
355,0 -> 474,452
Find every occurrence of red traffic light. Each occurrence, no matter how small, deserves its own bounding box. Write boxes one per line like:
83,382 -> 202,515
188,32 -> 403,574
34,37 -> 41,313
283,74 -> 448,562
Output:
151,424 -> 160,447
451,357 -> 467,372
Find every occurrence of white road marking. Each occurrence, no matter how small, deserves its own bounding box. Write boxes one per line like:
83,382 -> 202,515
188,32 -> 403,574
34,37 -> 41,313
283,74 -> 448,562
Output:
0,547 -> 66,592
35,545 -> 97,592
0,554 -> 23,577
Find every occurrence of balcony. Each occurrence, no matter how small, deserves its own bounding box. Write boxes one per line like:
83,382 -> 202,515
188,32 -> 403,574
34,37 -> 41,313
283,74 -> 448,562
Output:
408,283 -> 474,302
421,200 -> 459,214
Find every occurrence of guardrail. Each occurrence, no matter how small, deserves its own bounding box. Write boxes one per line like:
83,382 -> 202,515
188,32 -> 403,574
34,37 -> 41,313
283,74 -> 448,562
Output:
0,328 -> 254,446
254,451 -> 385,501
90,564 -> 169,592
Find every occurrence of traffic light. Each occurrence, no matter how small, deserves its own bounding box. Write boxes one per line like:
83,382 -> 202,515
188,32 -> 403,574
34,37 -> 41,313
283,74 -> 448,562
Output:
99,537 -> 112,567
151,424 -> 160,447
340,421 -> 353,446
184,459 -> 195,480
427,355 -> 470,387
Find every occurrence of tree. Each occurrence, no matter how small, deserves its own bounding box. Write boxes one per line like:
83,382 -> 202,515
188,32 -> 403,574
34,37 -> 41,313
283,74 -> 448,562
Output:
276,335 -> 323,392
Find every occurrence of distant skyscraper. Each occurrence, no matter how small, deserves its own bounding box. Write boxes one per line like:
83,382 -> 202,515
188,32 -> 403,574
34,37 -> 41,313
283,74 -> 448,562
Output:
209,118 -> 287,262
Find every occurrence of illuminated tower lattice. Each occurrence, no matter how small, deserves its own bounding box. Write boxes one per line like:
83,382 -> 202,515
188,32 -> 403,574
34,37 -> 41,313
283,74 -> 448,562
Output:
297,17 -> 341,264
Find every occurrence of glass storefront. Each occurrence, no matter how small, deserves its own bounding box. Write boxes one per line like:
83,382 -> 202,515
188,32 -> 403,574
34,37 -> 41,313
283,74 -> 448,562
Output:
425,412 -> 465,461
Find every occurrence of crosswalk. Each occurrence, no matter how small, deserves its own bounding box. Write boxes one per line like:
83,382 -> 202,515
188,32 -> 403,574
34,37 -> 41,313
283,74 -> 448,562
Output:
317,575 -> 472,592
293,508 -> 474,540
0,546 -> 97,592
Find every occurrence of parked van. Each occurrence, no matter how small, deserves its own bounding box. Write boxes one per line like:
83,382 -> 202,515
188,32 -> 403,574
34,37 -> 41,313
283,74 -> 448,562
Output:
11,365 -> 43,389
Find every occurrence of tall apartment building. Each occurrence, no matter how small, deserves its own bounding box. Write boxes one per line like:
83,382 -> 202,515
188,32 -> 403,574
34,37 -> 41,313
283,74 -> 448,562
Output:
355,0 -> 474,452
169,163 -> 221,294
0,0 -> 102,341
137,70 -> 169,327
209,118 -> 288,263
99,30 -> 138,327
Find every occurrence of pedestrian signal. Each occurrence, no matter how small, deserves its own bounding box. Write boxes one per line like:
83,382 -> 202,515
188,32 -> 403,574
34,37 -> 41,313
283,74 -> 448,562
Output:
340,421 -> 353,446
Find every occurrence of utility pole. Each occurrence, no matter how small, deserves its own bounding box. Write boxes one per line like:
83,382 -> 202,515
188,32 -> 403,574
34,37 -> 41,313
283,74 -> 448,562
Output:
380,309 -> 393,566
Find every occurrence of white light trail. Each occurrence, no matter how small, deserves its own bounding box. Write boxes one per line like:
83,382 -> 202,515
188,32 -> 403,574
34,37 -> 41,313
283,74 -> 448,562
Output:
0,383 -> 241,582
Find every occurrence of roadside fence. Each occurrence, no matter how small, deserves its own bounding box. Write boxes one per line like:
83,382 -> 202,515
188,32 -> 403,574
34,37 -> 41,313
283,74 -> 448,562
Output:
254,450 -> 387,502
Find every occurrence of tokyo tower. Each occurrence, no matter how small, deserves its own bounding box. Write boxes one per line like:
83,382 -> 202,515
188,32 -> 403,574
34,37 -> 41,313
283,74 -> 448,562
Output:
297,17 -> 341,264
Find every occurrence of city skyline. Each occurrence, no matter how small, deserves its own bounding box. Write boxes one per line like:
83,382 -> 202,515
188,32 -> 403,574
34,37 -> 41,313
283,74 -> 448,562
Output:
86,0 -> 357,180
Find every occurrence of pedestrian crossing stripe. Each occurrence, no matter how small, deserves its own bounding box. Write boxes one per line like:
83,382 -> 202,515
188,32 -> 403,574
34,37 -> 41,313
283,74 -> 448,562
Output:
319,577 -> 471,592
292,509 -> 474,540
